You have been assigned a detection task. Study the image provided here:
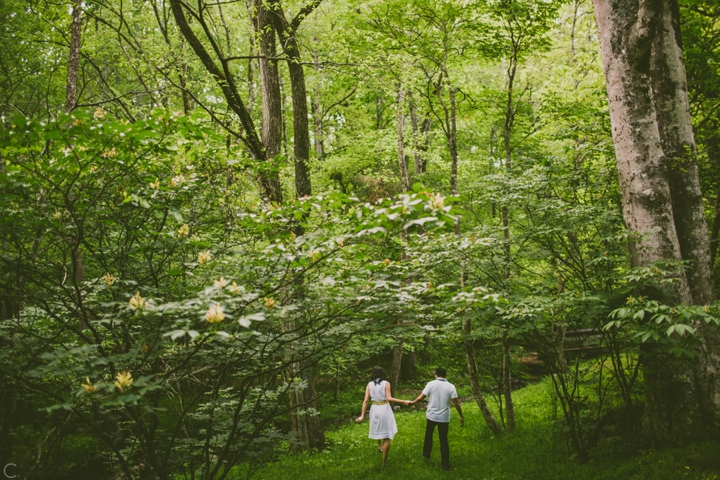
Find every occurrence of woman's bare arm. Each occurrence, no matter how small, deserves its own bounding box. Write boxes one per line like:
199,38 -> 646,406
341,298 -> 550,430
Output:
385,381 -> 410,405
356,384 -> 371,422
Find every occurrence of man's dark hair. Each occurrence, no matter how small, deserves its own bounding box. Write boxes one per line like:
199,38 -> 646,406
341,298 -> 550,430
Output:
435,367 -> 447,378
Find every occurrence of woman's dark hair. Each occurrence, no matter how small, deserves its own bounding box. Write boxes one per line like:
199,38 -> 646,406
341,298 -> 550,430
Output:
370,366 -> 387,385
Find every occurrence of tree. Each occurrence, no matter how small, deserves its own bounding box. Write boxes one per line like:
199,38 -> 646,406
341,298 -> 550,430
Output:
593,0 -> 719,442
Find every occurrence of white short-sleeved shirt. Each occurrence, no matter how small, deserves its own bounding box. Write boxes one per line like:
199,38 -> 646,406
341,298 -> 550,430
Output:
422,378 -> 458,423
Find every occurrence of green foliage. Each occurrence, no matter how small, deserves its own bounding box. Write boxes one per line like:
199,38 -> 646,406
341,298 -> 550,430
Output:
253,380 -> 720,479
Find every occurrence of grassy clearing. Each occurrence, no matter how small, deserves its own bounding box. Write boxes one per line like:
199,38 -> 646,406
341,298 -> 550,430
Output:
251,380 -> 720,480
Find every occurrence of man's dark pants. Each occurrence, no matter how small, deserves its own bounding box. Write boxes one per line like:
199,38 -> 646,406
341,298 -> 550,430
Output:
422,419 -> 450,467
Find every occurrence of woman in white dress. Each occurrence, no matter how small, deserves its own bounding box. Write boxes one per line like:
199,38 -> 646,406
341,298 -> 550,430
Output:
355,366 -> 410,466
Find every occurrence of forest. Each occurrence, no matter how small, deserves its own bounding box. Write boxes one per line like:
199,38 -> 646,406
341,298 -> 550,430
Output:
1,0 -> 720,478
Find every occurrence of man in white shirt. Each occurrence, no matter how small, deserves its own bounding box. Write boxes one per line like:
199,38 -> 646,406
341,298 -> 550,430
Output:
411,367 -> 464,471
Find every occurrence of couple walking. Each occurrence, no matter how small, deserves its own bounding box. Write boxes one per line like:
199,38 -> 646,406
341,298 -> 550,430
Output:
355,366 -> 464,470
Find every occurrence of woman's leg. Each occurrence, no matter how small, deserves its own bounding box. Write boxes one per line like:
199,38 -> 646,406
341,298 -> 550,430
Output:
381,439 -> 391,465
377,439 -> 382,452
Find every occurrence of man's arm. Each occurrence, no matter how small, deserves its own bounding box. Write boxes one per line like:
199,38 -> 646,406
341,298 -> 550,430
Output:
452,398 -> 465,427
411,393 -> 427,404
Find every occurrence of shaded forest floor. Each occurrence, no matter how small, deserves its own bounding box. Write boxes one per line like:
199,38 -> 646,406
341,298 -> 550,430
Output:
249,380 -> 720,480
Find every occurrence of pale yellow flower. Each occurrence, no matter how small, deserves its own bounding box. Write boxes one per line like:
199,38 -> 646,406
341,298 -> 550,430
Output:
82,377 -> 97,394
336,238 -> 344,247
227,282 -> 243,294
103,273 -> 116,286
129,292 -> 145,310
213,277 -> 228,288
89,165 -> 98,173
430,193 -> 445,210
101,147 -> 117,158
205,303 -> 225,323
703,305 -> 710,313
310,250 -> 320,262
114,371 -> 133,391
384,258 -> 391,267
149,178 -> 160,189
169,175 -> 184,187
177,224 -> 190,238
93,108 -> 107,119
264,297 -> 276,308
53,210 -> 63,220
198,250 -> 211,265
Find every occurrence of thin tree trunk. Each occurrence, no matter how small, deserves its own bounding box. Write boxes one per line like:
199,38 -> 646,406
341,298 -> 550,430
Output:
66,0 -> 85,286
390,342 -> 403,395
65,0 -> 83,113
502,330 -> 515,431
256,0 -> 284,203
593,0 -> 698,444
397,86 -> 410,192
312,51 -> 325,160
270,1 -> 313,198
462,318 -> 501,435
408,91 -> 419,175
179,37 -> 192,114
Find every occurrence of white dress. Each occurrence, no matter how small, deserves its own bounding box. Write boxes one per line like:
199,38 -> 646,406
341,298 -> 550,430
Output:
367,380 -> 398,440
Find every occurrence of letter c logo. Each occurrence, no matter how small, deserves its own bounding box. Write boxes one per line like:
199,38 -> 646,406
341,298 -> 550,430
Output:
3,463 -> 16,479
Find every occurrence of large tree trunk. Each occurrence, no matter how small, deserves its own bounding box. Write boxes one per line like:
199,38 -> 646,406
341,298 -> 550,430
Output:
650,0 -> 720,434
256,1 -> 284,203
593,0 -> 700,444
462,319 -> 501,435
650,0 -> 714,305
593,0 -> 690,298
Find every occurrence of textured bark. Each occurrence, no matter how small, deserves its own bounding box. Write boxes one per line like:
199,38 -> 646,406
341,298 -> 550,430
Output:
286,366 -> 324,451
179,37 -> 192,114
502,330 -> 516,431
389,343 -> 403,395
650,0 -> 720,435
65,0 -> 83,112
593,0 -> 698,444
170,0 -> 283,202
462,319 -> 501,435
593,0 -> 690,300
65,1 -> 85,286
709,133 -> 720,266
408,94 -> 429,176
397,87 -> 410,192
448,86 -> 458,197
269,1 -> 313,198
312,51 -> 325,160
256,0 -> 284,203
650,0 -> 714,306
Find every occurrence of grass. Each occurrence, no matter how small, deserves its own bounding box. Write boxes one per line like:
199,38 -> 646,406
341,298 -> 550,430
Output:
250,379 -> 720,480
